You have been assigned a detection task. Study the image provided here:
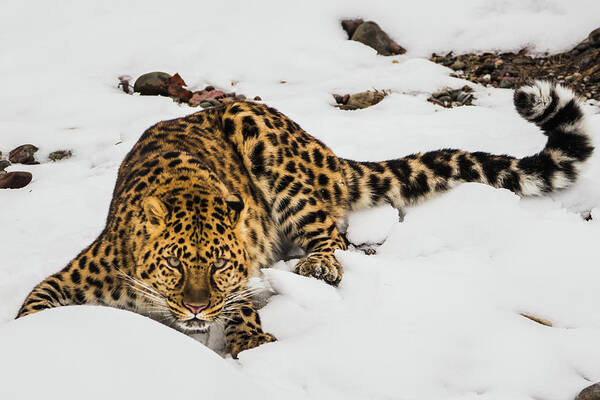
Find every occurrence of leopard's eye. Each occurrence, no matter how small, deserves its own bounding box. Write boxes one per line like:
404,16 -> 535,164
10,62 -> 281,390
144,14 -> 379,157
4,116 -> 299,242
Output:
166,257 -> 181,268
213,258 -> 227,269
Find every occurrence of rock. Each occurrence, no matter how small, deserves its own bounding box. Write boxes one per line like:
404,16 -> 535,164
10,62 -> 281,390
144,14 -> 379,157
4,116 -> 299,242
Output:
253,96 -> 262,101
167,85 -> 193,102
451,61 -> 466,70
513,55 -> 533,65
499,79 -> 514,88
48,150 -> 72,162
189,90 -> 225,106
199,99 -> 222,108
474,63 -> 495,76
0,171 -> 32,189
429,87 -> 475,108
133,72 -> 172,96
389,41 -> 406,55
456,92 -> 473,104
9,144 -> 39,164
351,21 -> 403,56
576,382 -> 600,400
0,160 -> 10,171
573,41 -> 590,53
432,88 -> 453,98
118,75 -> 133,94
589,28 -> 600,47
341,18 -> 364,38
234,94 -> 247,101
342,90 -> 386,110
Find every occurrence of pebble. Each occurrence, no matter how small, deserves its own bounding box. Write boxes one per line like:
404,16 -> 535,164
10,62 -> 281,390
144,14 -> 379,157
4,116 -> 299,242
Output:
0,171 -> 32,189
0,160 -> 11,171
475,63 -> 495,76
189,90 -> 226,106
9,144 -> 39,164
451,61 -> 466,71
428,87 -> 475,108
48,150 -> 72,161
199,98 -> 222,108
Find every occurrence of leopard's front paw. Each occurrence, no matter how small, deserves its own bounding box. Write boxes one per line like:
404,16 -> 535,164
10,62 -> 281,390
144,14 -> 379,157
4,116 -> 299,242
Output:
228,332 -> 277,359
293,252 -> 342,285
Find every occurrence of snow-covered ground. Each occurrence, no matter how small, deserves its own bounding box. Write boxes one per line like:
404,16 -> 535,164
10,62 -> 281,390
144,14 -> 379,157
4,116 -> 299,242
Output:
1,1 -> 600,399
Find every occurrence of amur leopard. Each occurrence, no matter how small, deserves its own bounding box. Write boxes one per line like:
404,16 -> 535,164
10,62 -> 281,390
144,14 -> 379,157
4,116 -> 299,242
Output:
17,81 -> 594,357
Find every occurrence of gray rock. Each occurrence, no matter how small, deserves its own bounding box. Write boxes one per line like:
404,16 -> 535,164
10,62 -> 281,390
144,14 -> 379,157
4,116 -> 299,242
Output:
49,150 -> 72,162
351,21 -> 396,56
576,382 -> 600,400
133,72 -> 172,96
589,28 -> 600,47
199,99 -> 222,108
0,160 -> 10,171
456,92 -> 473,103
341,18 -> 364,38
499,79 -> 514,89
9,144 -> 38,164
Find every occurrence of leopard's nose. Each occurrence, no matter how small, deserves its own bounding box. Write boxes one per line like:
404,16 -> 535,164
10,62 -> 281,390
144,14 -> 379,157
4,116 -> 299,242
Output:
183,302 -> 208,315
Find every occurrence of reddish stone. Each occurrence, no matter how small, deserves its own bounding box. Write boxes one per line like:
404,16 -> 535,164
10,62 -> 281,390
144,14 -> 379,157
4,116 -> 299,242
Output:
0,171 -> 32,189
168,73 -> 187,87
188,90 -> 226,106
167,85 -> 193,102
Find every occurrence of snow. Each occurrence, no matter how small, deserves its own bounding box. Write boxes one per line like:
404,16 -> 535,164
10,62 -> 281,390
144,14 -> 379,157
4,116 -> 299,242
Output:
1,1 -> 600,399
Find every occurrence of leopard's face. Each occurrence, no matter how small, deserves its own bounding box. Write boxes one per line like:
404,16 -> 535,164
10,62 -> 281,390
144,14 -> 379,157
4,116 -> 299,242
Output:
133,191 -> 248,334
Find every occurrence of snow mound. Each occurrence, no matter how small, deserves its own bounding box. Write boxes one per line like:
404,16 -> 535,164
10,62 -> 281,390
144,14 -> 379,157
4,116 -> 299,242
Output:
0,306 -> 284,400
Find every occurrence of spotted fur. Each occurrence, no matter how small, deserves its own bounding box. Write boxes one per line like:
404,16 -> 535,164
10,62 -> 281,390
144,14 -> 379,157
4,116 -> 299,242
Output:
17,81 -> 593,355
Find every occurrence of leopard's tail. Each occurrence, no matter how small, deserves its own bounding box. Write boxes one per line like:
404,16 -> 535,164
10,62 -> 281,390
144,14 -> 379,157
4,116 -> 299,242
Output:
341,81 -> 594,211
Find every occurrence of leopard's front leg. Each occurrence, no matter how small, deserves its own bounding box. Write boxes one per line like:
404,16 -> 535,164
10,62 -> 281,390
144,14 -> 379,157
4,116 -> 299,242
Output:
289,216 -> 348,285
223,299 -> 276,358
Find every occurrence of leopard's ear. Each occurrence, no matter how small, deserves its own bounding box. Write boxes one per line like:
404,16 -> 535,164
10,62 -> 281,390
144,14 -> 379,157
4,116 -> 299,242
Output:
142,196 -> 168,234
225,194 -> 244,226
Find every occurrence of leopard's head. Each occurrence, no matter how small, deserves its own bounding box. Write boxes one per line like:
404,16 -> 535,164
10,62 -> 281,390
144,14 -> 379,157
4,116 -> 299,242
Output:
132,189 -> 249,334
